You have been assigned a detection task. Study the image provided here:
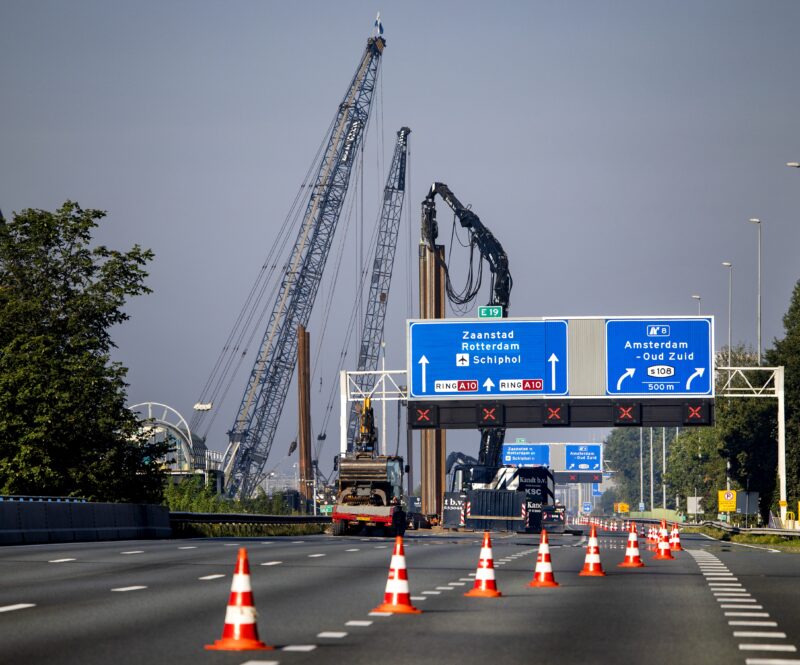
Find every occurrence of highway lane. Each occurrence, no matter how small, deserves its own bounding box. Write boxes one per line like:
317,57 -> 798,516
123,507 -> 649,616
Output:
0,530 -> 797,665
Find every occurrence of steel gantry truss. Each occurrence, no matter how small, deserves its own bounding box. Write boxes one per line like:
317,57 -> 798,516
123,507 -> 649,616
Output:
345,127 -> 411,452
717,366 -> 788,523
223,35 -> 386,499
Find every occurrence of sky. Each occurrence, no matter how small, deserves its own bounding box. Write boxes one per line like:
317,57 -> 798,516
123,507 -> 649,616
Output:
2,1 -> 799,484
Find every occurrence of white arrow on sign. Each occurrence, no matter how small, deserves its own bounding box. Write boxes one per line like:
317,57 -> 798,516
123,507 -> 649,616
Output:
548,353 -> 559,391
685,367 -> 705,391
418,355 -> 429,392
483,378 -> 495,392
616,368 -> 636,391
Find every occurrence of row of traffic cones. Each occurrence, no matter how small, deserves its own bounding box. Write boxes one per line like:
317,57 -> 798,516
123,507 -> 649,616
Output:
205,520 -> 683,650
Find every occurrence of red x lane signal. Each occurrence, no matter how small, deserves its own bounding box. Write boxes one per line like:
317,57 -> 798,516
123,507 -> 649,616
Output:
543,402 -> 569,426
476,404 -> 504,427
614,402 -> 641,425
684,402 -> 710,425
412,404 -> 438,427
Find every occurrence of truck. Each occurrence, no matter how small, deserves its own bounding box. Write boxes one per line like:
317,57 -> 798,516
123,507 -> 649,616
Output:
331,398 -> 408,536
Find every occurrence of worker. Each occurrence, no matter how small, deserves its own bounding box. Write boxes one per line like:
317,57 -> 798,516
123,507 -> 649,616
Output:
391,496 -> 406,536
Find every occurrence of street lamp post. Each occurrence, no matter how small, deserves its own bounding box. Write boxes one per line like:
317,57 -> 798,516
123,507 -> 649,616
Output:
691,294 -> 701,315
722,262 -> 733,370
749,218 -> 762,364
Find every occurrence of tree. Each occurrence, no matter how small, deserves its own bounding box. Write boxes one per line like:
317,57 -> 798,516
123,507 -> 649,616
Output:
0,202 -> 169,502
766,279 -> 800,510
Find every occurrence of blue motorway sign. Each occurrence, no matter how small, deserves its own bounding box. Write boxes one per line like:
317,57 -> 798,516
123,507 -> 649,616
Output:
565,444 -> 602,471
606,318 -> 713,396
501,443 -> 550,466
591,483 -> 602,497
408,319 -> 568,399
582,501 -> 593,513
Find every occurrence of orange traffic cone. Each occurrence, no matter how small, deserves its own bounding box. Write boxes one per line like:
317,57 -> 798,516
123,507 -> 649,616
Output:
653,525 -> 675,560
579,524 -> 606,576
670,524 -> 684,551
528,529 -> 559,587
465,531 -> 502,598
372,536 -> 422,614
205,548 -> 272,651
618,522 -> 645,568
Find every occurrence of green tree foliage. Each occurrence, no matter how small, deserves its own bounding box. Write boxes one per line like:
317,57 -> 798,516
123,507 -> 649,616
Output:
0,202 -> 169,502
162,475 -> 294,514
767,279 -> 800,508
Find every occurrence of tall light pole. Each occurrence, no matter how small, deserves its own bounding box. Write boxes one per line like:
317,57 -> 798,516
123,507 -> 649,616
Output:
691,294 -> 701,315
722,262 -> 733,370
748,218 -> 762,364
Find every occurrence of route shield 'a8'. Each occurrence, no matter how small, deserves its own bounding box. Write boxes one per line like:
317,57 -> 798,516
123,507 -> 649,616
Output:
605,318 -> 713,396
408,319 -> 568,399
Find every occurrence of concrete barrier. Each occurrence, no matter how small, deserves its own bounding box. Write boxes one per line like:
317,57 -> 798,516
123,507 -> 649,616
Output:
0,501 -> 171,545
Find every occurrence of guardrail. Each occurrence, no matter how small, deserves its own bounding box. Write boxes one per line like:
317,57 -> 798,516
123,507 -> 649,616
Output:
694,520 -> 800,538
0,495 -> 88,503
169,512 -> 331,526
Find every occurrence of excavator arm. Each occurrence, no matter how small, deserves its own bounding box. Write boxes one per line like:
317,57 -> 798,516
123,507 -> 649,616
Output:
421,182 -> 512,466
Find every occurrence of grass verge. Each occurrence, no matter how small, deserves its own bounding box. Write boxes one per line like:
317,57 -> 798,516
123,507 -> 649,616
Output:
682,525 -> 800,551
172,522 -> 327,538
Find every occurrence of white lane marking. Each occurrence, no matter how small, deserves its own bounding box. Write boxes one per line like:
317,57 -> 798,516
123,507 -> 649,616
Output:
120,551 -> 144,555
260,561 -> 282,566
449,582 -> 466,586
459,577 -> 474,582
178,546 -> 197,550
723,604 -> 764,609
727,614 -> 772,618
223,543 -> 240,547
468,573 -> 476,577
317,632 -> 347,639
0,604 -> 35,613
422,590 -> 441,595
739,645 -> 798,652
308,554 -> 326,558
724,542 -> 781,553
111,586 -> 147,592
435,586 -> 454,591
199,574 -> 225,580
744,660 -> 800,665
346,620 -> 372,626
410,596 -> 427,601
291,541 -> 304,544
709,583 -> 743,587
283,645 -> 317,652
374,546 -> 388,549
346,549 -> 360,552
731,620 -> 779,626
49,558 -> 76,563
368,611 -> 392,617
734,632 -> 787,638
240,661 -> 279,665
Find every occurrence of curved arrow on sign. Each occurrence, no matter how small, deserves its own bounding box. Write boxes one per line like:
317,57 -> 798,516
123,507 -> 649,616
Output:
686,367 -> 705,391
616,368 -> 636,391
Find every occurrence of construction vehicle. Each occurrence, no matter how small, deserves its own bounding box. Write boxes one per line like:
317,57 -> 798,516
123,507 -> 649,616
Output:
331,398 -> 408,535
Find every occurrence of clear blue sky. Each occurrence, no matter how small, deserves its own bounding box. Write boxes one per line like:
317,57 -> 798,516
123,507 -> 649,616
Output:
2,1 -> 799,479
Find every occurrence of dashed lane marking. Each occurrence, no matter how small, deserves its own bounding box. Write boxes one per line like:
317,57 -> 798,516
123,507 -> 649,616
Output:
345,620 -> 372,627
308,554 -> 326,558
49,558 -> 76,563
723,605 -> 765,610
421,591 -> 441,595
368,611 -> 392,617
410,596 -> 427,601
345,549 -> 360,552
239,660 -> 279,665
111,586 -> 147,592
730,622 -> 779,627
734,633 -> 788,639
317,632 -> 347,639
199,574 -> 226,581
744,660 -> 800,665
448,582 -> 466,586
260,561 -> 282,566
178,546 -> 197,550
739,646 -> 798,653
282,645 -> 316,652
726,613 -> 770,618
120,551 -> 144,555
435,586 -> 454,591
0,604 -> 35,613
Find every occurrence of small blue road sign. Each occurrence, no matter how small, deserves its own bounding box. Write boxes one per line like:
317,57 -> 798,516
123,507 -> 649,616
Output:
501,443 -> 550,466
565,444 -> 602,471
582,502 -> 593,513
606,318 -> 713,396
408,319 -> 568,399
592,483 -> 602,497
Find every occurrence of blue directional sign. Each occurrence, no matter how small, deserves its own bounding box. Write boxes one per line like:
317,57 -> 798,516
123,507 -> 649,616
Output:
606,318 -> 713,396
591,483 -> 602,497
408,319 -> 568,399
582,501 -> 593,513
501,443 -> 550,466
565,444 -> 602,471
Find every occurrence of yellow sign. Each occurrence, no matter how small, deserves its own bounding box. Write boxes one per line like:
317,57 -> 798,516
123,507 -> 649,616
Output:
779,500 -> 788,507
718,490 -> 737,512
617,502 -> 630,513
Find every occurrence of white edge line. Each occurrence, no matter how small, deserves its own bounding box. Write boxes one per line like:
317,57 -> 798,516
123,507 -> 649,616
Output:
0,604 -> 36,613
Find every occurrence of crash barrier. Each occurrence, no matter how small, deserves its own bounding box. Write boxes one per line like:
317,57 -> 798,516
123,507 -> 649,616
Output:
169,512 -> 331,526
0,495 -> 88,503
0,501 -> 170,545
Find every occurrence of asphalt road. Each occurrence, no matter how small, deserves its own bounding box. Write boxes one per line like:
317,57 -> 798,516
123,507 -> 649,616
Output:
1,529 -> 798,665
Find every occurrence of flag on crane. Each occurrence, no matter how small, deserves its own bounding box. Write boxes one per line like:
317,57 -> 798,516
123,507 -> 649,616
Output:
374,12 -> 384,36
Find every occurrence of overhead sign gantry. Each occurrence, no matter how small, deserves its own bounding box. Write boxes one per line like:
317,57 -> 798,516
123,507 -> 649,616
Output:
407,315 -> 715,429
